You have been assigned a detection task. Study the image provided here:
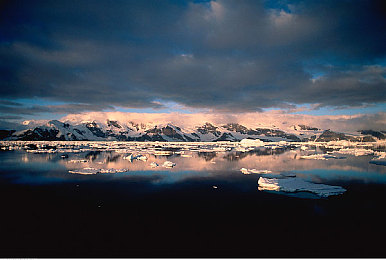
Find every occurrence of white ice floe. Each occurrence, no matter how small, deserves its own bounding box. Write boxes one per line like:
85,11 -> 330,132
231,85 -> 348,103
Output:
154,150 -> 174,155
98,168 -> 129,173
69,167 -> 129,175
240,168 -> 272,175
136,155 -> 148,161
258,177 -> 346,197
299,154 -> 327,160
162,161 -> 176,168
68,159 -> 88,163
68,167 -> 99,175
123,154 -> 136,161
337,148 -> 374,156
150,162 -> 159,168
239,138 -> 265,147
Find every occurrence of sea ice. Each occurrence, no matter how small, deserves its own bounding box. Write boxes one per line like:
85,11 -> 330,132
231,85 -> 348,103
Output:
258,177 -> 346,197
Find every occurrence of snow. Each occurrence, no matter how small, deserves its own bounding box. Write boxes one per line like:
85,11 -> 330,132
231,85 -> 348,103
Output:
258,177 -> 346,197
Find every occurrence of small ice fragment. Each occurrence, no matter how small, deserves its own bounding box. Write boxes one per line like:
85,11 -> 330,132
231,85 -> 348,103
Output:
150,162 -> 159,168
136,155 -> 148,161
213,186 -> 218,189
162,161 -> 176,168
300,146 -> 308,151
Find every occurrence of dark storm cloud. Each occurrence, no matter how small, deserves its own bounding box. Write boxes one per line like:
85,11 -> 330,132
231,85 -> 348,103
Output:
0,0 -> 385,114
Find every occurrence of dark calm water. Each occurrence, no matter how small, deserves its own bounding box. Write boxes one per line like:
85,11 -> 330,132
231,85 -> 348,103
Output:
0,145 -> 385,257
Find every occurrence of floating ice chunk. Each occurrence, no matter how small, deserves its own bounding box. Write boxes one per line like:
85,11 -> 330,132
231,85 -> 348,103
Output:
154,150 -> 173,155
337,148 -> 374,156
240,168 -> 272,174
300,146 -> 308,151
299,154 -> 327,160
69,167 -> 129,174
258,177 -> 346,197
69,167 -> 99,175
123,154 -> 136,161
162,161 -> 176,168
212,186 -> 218,189
136,155 -> 148,161
240,138 -> 265,147
150,162 -> 159,168
68,159 -> 88,163
99,168 -> 129,173
240,168 -> 250,174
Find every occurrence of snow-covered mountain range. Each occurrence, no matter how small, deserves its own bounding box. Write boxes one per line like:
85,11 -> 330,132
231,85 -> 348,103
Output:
0,118 -> 384,142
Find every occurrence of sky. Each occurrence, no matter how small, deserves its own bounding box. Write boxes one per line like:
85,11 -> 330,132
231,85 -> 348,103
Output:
0,0 -> 385,129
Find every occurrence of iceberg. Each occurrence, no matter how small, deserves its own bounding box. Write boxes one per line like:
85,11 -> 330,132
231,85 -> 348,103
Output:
258,177 -> 346,197
239,138 -> 265,147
